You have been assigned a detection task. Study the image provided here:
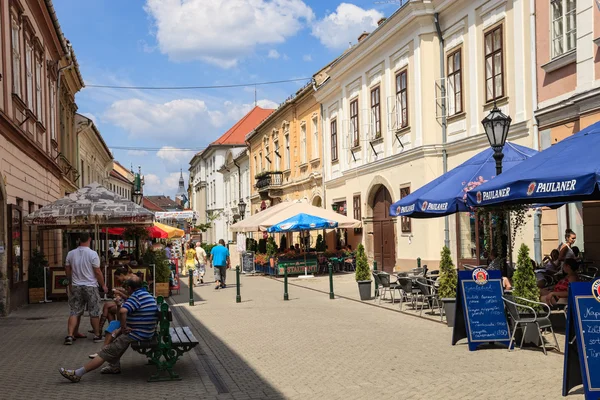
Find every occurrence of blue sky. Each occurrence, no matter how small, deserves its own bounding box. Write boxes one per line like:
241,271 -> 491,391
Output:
53,0 -> 402,195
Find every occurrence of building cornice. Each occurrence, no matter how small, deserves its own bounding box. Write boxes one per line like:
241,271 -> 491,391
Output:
535,85 -> 600,127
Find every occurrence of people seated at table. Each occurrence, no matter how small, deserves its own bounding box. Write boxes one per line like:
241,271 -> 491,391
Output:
540,258 -> 580,306
558,229 -> 577,268
94,266 -> 140,334
486,249 -> 503,271
542,249 -> 560,272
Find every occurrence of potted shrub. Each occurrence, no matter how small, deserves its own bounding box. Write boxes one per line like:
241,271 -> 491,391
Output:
266,236 -> 277,270
512,243 -> 542,345
143,248 -> 171,297
315,234 -> 326,252
355,244 -> 372,300
28,250 -> 48,304
437,246 -> 458,327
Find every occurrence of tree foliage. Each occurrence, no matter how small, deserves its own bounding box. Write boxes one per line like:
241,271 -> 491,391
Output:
437,246 -> 457,299
355,244 -> 370,282
315,234 -> 326,252
28,250 -> 48,289
512,243 -> 541,310
266,236 -> 278,258
142,248 -> 171,283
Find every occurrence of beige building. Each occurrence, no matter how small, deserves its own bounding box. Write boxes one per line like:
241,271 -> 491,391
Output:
534,0 -> 600,262
108,161 -> 135,201
75,113 -> 112,188
315,0 -> 538,272
0,0 -> 82,313
247,84 -> 323,246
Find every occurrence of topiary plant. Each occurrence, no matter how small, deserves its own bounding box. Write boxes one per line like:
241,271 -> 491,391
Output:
437,246 -> 457,299
258,238 -> 267,254
315,234 -> 326,252
279,235 -> 287,252
512,243 -> 541,310
355,244 -> 370,282
142,248 -> 171,283
266,236 -> 277,259
28,250 -> 48,289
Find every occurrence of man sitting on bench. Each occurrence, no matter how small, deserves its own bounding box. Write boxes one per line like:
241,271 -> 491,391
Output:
59,278 -> 158,382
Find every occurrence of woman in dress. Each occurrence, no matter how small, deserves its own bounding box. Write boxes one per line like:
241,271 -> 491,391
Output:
185,242 -> 199,277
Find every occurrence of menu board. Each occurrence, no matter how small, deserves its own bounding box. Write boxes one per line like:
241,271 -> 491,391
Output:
452,270 -> 511,351
563,281 -> 600,399
242,251 -> 255,274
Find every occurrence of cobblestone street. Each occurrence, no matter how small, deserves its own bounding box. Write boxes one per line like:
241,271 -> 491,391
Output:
0,274 -> 583,400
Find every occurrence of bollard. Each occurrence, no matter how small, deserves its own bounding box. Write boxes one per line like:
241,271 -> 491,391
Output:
328,262 -> 334,299
373,261 -> 378,298
417,257 -> 421,269
188,273 -> 194,306
283,264 -> 289,301
236,265 -> 241,303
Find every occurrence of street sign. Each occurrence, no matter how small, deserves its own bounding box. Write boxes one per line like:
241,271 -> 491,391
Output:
452,270 -> 511,351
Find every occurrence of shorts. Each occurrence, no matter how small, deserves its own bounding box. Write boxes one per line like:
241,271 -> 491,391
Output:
214,266 -> 227,283
105,320 -> 121,333
194,264 -> 206,277
97,334 -> 135,364
68,285 -> 102,317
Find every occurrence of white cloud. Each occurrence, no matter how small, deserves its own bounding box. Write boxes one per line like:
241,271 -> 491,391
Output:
127,150 -> 148,156
268,49 -> 280,59
163,171 -> 189,193
156,146 -> 197,164
143,173 -> 162,194
144,0 -> 314,68
302,54 -> 312,62
103,98 -> 224,142
311,3 -> 383,50
223,99 -> 278,122
143,172 -> 189,195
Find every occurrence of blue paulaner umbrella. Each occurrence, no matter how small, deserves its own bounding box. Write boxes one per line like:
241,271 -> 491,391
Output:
267,213 -> 338,233
466,121 -> 600,207
389,142 -> 538,218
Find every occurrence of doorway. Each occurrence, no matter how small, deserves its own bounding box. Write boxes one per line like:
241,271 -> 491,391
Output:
371,186 -> 396,273
8,204 -> 27,311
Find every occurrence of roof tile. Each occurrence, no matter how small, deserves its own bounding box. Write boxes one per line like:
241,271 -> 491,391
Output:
212,106 -> 274,145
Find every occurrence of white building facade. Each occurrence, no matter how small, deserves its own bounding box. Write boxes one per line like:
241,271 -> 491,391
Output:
75,114 -> 112,188
218,148 -> 250,242
315,0 -> 537,272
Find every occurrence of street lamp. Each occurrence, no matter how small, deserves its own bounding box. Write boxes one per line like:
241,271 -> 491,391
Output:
238,199 -> 247,220
482,104 -> 512,175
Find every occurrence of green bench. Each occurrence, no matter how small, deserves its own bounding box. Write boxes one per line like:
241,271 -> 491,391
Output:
130,296 -> 199,382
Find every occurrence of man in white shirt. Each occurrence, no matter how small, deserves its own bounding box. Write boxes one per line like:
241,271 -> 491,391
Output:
194,243 -> 207,285
64,232 -> 108,345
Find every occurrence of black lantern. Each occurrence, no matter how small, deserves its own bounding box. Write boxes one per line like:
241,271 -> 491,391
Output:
238,199 -> 247,220
331,203 -> 339,212
481,104 -> 512,175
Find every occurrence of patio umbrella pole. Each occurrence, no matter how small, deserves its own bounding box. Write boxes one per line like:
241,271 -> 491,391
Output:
298,229 -> 314,279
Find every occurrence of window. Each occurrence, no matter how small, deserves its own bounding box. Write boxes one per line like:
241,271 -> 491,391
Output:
253,156 -> 257,176
447,49 -> 463,116
81,160 -> 85,186
311,116 -> 318,159
353,194 -> 361,221
284,133 -> 290,169
400,186 -> 411,233
300,123 -> 307,163
49,82 -> 56,141
370,86 -> 381,138
350,99 -> 359,147
259,152 -> 262,173
8,205 -> 23,285
11,17 -> 21,96
36,57 -> 42,120
274,139 -> 280,171
551,0 -> 576,58
395,70 -> 408,128
484,25 -> 504,102
264,139 -> 270,171
25,42 -> 33,109
331,119 -> 338,162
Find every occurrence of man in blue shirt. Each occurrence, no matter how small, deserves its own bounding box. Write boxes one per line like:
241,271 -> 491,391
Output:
210,239 -> 230,290
59,279 -> 158,382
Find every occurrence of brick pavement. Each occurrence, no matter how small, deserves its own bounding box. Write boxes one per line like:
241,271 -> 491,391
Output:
0,274 -> 584,399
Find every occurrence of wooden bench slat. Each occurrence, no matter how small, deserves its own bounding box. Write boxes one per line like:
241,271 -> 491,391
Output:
182,326 -> 199,344
169,327 -> 182,344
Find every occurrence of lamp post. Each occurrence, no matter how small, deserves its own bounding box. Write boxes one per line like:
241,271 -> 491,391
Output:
481,103 -> 512,175
238,199 -> 246,220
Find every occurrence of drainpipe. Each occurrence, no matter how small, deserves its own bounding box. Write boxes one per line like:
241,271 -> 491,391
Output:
233,159 -> 242,205
530,0 -> 542,264
434,13 -> 450,249
313,78 -> 326,209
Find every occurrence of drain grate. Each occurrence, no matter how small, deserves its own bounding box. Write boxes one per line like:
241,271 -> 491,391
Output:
25,317 -> 47,320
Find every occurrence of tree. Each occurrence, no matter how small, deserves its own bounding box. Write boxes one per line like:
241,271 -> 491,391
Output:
28,250 -> 48,289
355,244 -> 370,281
266,236 -> 277,259
315,234 -> 326,252
279,235 -> 287,251
437,246 -> 457,299
512,243 -> 541,310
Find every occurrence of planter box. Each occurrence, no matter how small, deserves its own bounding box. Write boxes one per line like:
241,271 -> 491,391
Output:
441,298 -> 456,327
277,260 -> 318,276
155,283 -> 170,298
358,280 -> 372,301
29,288 -> 45,304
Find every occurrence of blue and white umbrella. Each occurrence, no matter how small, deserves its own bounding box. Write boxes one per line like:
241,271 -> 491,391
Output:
267,213 -> 338,233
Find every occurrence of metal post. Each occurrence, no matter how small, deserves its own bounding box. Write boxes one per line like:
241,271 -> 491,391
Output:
236,266 -> 241,303
417,258 -> 421,269
328,262 -> 334,299
188,273 -> 194,306
493,149 -> 504,176
283,264 -> 289,301
373,261 -> 378,297
42,266 -> 52,303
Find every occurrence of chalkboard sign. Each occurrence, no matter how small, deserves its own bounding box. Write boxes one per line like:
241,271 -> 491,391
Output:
242,251 -> 255,274
563,281 -> 600,399
452,270 -> 511,351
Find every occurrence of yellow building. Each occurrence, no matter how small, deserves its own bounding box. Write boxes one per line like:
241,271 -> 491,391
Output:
246,83 -> 323,247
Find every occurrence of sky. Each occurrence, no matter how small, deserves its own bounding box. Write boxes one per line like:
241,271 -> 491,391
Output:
53,0 -> 404,196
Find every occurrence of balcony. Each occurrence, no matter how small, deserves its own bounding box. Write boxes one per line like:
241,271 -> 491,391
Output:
56,153 -> 79,187
255,171 -> 283,200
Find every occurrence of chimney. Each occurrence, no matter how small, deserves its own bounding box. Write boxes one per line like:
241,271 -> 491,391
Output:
358,31 -> 369,42
377,17 -> 387,26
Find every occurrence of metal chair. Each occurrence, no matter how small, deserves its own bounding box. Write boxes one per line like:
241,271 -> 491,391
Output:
397,277 -> 417,310
372,271 -> 383,302
377,272 -> 401,304
502,295 -> 560,355
415,277 -> 442,318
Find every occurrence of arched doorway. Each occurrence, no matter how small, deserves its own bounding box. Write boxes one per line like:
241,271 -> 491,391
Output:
312,196 -> 322,208
371,186 -> 396,273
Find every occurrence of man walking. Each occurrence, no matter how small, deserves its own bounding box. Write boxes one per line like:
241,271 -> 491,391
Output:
210,239 -> 230,290
195,242 -> 207,285
64,232 -> 107,345
59,279 -> 158,381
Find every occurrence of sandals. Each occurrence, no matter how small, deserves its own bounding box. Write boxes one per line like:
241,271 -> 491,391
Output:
64,336 -> 74,345
74,333 -> 87,339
